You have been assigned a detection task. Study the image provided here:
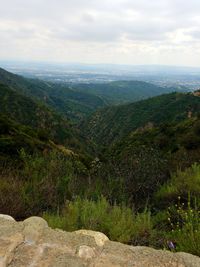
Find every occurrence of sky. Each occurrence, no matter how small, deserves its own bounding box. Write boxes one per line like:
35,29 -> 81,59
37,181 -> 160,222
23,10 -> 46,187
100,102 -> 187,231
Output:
1,0 -> 200,66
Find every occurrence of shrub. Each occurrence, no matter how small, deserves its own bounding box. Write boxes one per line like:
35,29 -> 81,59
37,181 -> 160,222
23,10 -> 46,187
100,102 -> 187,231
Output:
167,196 -> 200,256
155,163 -> 200,205
0,172 -> 26,218
19,149 -> 75,212
0,150 -> 86,218
106,204 -> 135,243
43,197 -> 154,244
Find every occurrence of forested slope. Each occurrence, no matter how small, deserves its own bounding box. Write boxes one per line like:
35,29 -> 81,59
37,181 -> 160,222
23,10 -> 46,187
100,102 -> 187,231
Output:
84,92 -> 200,147
73,80 -> 185,105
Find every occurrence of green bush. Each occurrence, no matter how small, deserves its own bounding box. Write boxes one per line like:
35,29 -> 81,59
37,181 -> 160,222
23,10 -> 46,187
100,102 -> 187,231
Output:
167,196 -> 200,256
19,150 -> 74,212
0,150 -> 86,218
0,173 -> 26,218
105,204 -> 135,243
43,197 -> 154,244
155,163 -> 200,205
130,210 -> 153,245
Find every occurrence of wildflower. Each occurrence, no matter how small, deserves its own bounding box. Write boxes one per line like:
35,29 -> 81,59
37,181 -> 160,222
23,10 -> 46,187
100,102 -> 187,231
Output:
167,240 -> 176,251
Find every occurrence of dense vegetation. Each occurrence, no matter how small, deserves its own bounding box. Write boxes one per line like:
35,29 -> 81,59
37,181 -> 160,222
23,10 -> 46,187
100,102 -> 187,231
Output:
84,92 -> 200,147
0,68 -> 105,122
0,114 -> 50,161
0,83 -> 89,156
72,80 -> 184,105
0,67 -> 200,256
0,68 -> 185,122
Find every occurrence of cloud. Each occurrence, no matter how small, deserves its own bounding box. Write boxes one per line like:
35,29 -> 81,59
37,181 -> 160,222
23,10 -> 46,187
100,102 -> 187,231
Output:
0,0 -> 200,65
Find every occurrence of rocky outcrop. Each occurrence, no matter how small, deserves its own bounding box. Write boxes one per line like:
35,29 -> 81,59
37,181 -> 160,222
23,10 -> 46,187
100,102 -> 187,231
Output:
0,215 -> 199,267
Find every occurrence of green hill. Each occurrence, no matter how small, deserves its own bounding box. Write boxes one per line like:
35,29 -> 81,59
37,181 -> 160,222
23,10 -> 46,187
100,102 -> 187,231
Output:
0,68 -> 106,122
0,83 -> 88,154
1,66 -> 200,255
0,114 -> 50,160
0,68 -> 187,122
111,116 -> 200,165
84,92 -> 200,147
72,80 -> 186,105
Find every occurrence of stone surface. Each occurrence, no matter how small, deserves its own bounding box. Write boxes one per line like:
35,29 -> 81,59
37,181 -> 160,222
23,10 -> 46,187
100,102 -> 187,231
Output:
23,216 -> 48,243
75,230 -> 109,246
76,245 -> 96,260
0,214 -> 199,267
0,215 -> 15,222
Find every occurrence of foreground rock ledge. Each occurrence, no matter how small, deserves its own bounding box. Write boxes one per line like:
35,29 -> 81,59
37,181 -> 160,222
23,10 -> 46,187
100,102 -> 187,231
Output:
0,215 -> 199,267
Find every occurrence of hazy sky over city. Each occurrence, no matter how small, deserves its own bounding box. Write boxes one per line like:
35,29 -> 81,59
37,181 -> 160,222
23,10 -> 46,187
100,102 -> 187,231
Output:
1,0 -> 200,66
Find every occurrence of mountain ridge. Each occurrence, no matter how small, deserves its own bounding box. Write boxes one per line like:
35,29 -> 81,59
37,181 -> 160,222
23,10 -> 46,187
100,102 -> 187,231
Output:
0,67 -> 106,122
83,92 -> 200,147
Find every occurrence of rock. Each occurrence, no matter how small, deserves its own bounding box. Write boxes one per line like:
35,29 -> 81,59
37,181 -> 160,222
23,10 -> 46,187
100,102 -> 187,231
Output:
177,252 -> 200,267
0,233 -> 24,267
0,215 -> 15,222
23,216 -> 48,229
94,242 -> 187,267
0,217 -> 23,239
23,216 -> 48,243
76,245 -> 96,260
50,254 -> 85,267
75,230 -> 109,247
0,214 -> 199,267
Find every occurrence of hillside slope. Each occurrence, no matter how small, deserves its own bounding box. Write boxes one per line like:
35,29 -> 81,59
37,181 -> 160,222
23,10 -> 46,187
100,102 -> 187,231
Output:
110,116 -> 200,171
0,83 -> 86,153
0,114 -> 51,160
73,80 -> 186,105
0,68 -> 106,122
0,68 -> 188,122
84,92 -> 200,147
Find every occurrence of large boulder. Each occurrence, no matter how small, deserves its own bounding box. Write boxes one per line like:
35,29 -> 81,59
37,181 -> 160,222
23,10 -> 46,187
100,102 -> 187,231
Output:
23,216 -> 48,243
0,215 -> 15,222
0,214 -> 199,267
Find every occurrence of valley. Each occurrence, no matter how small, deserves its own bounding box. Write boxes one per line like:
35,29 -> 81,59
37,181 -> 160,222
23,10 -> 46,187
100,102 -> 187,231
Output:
0,67 -> 200,256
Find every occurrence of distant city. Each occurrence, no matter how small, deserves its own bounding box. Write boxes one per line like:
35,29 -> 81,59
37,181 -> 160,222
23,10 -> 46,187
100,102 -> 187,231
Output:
1,61 -> 200,90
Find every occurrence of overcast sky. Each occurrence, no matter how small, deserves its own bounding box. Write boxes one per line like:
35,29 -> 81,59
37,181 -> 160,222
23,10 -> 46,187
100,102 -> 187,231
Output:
1,0 -> 200,66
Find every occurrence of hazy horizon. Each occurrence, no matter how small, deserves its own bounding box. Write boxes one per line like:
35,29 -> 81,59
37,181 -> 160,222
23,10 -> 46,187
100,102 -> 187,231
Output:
1,59 -> 200,69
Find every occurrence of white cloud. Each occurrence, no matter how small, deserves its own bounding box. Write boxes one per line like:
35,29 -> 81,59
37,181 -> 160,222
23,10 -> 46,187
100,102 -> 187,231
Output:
0,0 -> 200,66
